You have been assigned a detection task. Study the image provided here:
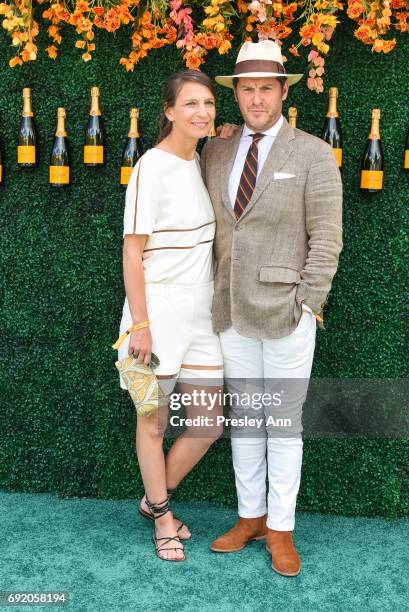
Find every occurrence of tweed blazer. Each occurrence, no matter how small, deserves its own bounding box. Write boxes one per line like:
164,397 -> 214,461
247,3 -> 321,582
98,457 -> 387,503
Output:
200,117 -> 343,340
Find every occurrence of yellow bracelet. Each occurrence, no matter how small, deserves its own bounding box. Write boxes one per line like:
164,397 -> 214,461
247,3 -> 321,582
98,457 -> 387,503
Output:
111,320 -> 149,350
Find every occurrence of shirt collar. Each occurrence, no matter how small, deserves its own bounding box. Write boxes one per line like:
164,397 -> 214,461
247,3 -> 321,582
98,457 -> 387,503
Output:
242,114 -> 284,139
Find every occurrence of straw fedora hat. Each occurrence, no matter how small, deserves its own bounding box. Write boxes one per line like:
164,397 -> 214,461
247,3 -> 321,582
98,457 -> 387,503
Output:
215,40 -> 303,88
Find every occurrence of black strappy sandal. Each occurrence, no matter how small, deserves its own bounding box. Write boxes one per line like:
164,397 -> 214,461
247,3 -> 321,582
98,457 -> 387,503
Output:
145,496 -> 186,562
139,488 -> 192,540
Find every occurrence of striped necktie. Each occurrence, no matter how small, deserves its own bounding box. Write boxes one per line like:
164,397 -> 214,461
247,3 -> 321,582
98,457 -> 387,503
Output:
234,132 -> 265,220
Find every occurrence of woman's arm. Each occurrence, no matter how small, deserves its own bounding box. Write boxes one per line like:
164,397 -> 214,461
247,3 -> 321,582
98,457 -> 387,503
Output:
123,234 -> 152,364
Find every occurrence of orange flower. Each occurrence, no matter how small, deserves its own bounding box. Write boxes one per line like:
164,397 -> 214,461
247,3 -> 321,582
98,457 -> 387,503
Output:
9,55 -> 23,67
46,44 -> 58,59
219,38 -> 231,53
300,24 -> 320,39
76,1 -> 90,12
289,43 -> 300,57
347,1 -> 364,18
312,31 -> 324,45
319,41 -> 330,53
275,24 -> 292,39
315,0 -> 329,8
82,51 -> 92,61
354,24 -> 374,43
382,38 -> 396,52
75,39 -> 86,48
372,38 -> 384,51
186,54 -> 204,69
25,40 -> 37,53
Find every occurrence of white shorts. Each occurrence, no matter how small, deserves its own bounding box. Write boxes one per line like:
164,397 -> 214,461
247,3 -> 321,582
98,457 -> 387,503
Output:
117,281 -> 223,390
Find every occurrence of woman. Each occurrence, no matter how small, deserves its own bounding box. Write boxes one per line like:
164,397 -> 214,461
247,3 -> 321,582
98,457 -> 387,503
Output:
115,70 -> 224,562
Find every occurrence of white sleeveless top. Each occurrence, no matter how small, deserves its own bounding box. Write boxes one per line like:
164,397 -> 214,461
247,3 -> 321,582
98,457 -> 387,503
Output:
123,148 -> 215,285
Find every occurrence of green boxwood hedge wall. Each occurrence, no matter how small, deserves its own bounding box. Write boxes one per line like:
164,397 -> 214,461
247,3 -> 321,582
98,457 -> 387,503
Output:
0,11 -> 407,517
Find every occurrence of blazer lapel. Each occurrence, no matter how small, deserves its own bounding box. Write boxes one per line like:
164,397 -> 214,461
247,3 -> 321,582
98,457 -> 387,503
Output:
239,118 -> 295,221
219,126 -> 243,220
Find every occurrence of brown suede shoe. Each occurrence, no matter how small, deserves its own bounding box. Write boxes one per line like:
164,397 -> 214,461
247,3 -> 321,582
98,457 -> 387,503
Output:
210,515 -> 268,553
266,528 -> 301,576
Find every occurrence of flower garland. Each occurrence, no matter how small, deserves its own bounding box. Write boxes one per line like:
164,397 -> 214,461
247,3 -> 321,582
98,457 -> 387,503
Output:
0,0 -> 39,66
0,0 -> 407,92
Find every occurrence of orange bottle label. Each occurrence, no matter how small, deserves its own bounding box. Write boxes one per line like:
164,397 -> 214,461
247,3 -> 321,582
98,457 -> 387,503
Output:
50,166 -> 70,184
18,145 -> 36,164
332,148 -> 342,167
120,166 -> 132,185
360,170 -> 383,190
405,150 -> 409,169
84,145 -> 103,164
0,164 -> 2,182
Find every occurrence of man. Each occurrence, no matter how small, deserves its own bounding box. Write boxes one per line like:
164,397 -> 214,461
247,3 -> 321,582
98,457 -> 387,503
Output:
200,40 -> 343,576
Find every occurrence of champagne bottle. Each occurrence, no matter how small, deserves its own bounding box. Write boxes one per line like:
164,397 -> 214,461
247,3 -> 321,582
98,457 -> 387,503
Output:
120,108 -> 143,187
49,108 -> 70,187
18,88 -> 37,167
197,121 -> 216,154
360,109 -> 384,193
288,107 -> 297,128
84,86 -> 105,166
321,87 -> 343,168
404,128 -> 409,172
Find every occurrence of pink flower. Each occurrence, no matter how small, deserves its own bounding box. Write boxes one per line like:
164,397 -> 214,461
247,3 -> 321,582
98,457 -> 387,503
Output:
248,1 -> 261,11
307,77 -> 315,90
309,68 -> 316,77
308,49 -> 319,61
316,65 -> 324,76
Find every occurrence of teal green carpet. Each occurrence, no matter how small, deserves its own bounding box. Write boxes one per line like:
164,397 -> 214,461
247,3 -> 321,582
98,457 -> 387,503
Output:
1,491 -> 407,612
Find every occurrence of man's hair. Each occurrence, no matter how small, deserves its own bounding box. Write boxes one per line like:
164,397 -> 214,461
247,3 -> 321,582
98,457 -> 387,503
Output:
233,76 -> 288,90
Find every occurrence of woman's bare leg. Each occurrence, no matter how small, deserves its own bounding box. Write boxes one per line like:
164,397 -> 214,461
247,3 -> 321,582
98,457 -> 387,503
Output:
136,376 -> 184,560
165,365 -> 224,506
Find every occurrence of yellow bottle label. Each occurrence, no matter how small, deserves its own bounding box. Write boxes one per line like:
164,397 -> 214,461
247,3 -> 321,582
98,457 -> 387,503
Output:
84,145 -> 104,164
360,170 -> 383,190
18,145 -> 36,164
120,166 -> 132,185
405,149 -> 409,169
332,148 -> 342,167
50,166 -> 70,184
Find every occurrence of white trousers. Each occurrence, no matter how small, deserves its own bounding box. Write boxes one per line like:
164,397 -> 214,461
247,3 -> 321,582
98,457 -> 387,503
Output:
219,307 -> 316,531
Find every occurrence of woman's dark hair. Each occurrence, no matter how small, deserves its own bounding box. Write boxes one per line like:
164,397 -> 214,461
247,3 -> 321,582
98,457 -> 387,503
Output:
156,70 -> 216,144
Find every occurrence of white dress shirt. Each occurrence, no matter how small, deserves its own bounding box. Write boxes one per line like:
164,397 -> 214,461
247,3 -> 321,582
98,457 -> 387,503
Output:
228,114 -> 284,208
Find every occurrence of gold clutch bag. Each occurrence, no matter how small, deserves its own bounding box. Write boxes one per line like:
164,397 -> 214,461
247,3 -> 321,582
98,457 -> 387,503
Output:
112,319 -> 168,417
114,352 -> 168,417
